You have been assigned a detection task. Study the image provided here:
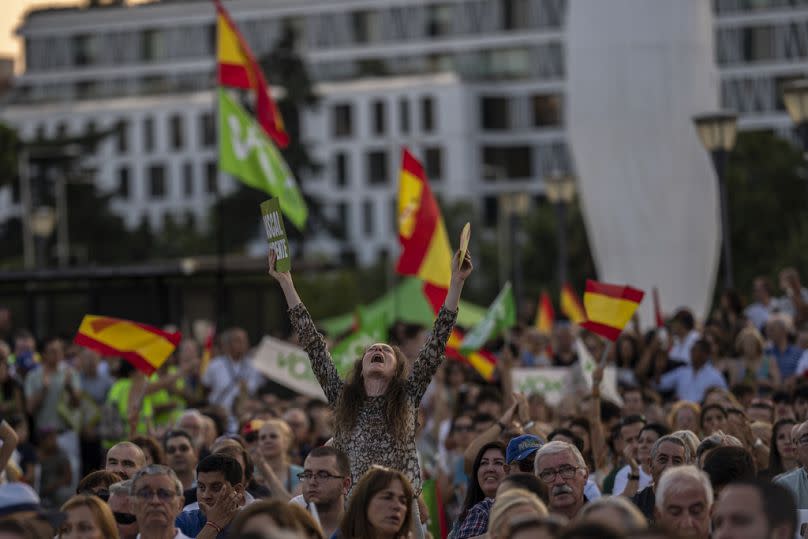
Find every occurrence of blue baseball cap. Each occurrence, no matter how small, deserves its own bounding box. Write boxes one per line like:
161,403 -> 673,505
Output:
506,434 -> 543,464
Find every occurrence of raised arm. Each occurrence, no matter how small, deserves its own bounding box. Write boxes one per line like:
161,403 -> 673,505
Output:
268,251 -> 343,404
409,250 -> 473,398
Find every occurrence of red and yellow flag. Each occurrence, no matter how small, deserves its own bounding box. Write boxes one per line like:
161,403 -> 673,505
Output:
74,315 -> 181,375
200,326 -> 216,375
535,290 -> 555,335
396,148 -> 496,380
215,0 -> 288,148
560,283 -> 586,324
580,280 -> 645,341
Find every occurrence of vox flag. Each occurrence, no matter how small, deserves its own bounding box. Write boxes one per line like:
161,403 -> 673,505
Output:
580,280 -> 645,341
459,282 -> 516,354
215,0 -> 288,148
74,315 -> 181,375
218,89 -> 307,230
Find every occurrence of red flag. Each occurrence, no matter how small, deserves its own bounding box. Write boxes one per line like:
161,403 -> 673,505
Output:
215,0 -> 289,148
560,283 -> 586,324
580,280 -> 645,341
534,290 -> 555,335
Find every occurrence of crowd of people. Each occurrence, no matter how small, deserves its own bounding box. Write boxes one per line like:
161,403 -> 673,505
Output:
0,256 -> 807,538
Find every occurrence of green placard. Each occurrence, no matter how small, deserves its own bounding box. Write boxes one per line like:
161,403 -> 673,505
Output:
260,198 -> 291,272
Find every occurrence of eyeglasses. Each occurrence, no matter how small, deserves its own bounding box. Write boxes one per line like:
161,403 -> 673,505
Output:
167,444 -> 190,455
297,471 -> 345,482
134,488 -> 177,502
113,512 -> 137,525
537,465 -> 580,483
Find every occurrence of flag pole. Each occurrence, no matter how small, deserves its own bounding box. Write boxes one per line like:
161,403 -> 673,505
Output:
598,340 -> 612,367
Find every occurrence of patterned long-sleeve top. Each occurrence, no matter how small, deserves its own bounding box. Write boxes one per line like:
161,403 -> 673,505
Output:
289,302 -> 457,496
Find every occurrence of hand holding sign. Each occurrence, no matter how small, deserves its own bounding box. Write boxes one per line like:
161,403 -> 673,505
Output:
261,198 -> 291,273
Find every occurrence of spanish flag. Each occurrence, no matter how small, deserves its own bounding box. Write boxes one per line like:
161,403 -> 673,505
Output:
560,283 -> 586,324
580,280 -> 645,341
535,290 -> 555,335
396,148 -> 496,380
74,315 -> 181,375
200,326 -> 216,375
215,0 -> 288,148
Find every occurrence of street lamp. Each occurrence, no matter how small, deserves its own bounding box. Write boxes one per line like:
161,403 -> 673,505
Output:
783,79 -> 808,153
30,205 -> 56,267
499,192 -> 531,316
693,111 -> 738,290
545,171 -> 576,287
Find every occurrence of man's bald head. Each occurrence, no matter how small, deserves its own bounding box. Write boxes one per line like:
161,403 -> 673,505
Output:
106,442 -> 146,480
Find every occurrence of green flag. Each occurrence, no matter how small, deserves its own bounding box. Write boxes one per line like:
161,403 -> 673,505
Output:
459,281 -> 516,354
218,88 -> 308,230
331,309 -> 388,377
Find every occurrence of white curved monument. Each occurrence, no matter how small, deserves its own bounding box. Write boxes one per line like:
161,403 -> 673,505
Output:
566,0 -> 721,323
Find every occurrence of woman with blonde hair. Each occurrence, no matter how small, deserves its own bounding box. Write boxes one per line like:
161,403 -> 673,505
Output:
59,494 -> 119,539
729,327 -> 780,389
253,418 -> 304,499
668,401 -> 701,434
487,488 -> 548,539
577,496 -> 648,534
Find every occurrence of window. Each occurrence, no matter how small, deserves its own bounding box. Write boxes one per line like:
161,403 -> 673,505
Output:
482,146 -> 533,180
742,26 -> 773,62
116,120 -> 129,153
183,162 -> 194,196
200,112 -> 216,147
148,165 -> 166,198
424,147 -> 443,180
117,167 -> 130,198
372,100 -> 386,135
335,152 -> 349,187
399,98 -> 410,134
333,104 -> 353,137
73,34 -> 98,66
421,96 -> 435,132
143,117 -> 155,153
352,10 -> 379,43
426,4 -> 452,37
532,94 -> 562,127
206,161 -> 218,193
170,114 -> 184,150
481,97 -> 510,130
363,200 -> 374,237
336,201 -> 350,240
141,29 -> 165,62
483,195 -> 499,227
366,150 -> 388,185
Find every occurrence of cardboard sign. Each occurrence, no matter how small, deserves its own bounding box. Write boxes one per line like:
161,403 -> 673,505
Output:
260,198 -> 291,272
252,336 -> 326,401
458,222 -> 471,268
511,367 -> 572,406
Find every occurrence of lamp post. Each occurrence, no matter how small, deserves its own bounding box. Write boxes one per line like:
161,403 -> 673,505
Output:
30,206 -> 56,267
499,192 -> 531,313
693,111 -> 738,290
783,79 -> 808,153
545,171 -> 576,287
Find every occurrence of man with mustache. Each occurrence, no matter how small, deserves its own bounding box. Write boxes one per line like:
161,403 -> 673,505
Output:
533,441 -> 588,519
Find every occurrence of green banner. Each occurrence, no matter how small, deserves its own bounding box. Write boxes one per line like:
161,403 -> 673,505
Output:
260,198 -> 291,272
459,281 -> 516,353
218,88 -> 308,230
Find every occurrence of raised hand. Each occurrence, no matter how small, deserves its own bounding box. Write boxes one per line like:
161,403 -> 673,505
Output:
267,250 -> 290,283
451,249 -> 473,283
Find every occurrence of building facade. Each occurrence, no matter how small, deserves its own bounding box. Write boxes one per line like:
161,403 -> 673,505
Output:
0,0 -> 803,265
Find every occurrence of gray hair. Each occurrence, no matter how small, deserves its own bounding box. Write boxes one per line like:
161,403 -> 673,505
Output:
130,464 -> 183,497
109,480 -> 132,496
671,430 -> 700,460
695,430 -> 742,463
533,441 -> 586,475
578,495 -> 647,532
655,465 -> 713,511
651,435 -> 691,464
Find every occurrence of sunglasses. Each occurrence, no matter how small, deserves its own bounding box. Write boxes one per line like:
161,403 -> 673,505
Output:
114,512 -> 136,525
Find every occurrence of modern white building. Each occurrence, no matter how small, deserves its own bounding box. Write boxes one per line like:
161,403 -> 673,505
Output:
0,0 -> 803,266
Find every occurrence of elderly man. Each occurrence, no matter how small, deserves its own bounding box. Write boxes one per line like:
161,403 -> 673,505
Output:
630,434 -> 691,519
106,441 -> 146,480
712,478 -> 797,539
109,480 -> 138,539
774,420 -> 808,507
654,465 -> 713,539
533,440 -> 588,519
130,464 -> 191,539
201,328 -> 264,414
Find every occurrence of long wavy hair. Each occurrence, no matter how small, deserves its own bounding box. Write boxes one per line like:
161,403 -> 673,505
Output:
458,441 -> 506,526
334,345 -> 410,441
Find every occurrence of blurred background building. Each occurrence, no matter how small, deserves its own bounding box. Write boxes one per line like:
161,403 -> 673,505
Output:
0,0 -> 802,266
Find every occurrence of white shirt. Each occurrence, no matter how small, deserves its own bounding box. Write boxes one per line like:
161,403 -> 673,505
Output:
584,477 -> 602,500
669,330 -> 700,365
201,354 -> 263,413
612,464 -> 652,495
657,362 -> 727,403
137,529 -> 193,539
